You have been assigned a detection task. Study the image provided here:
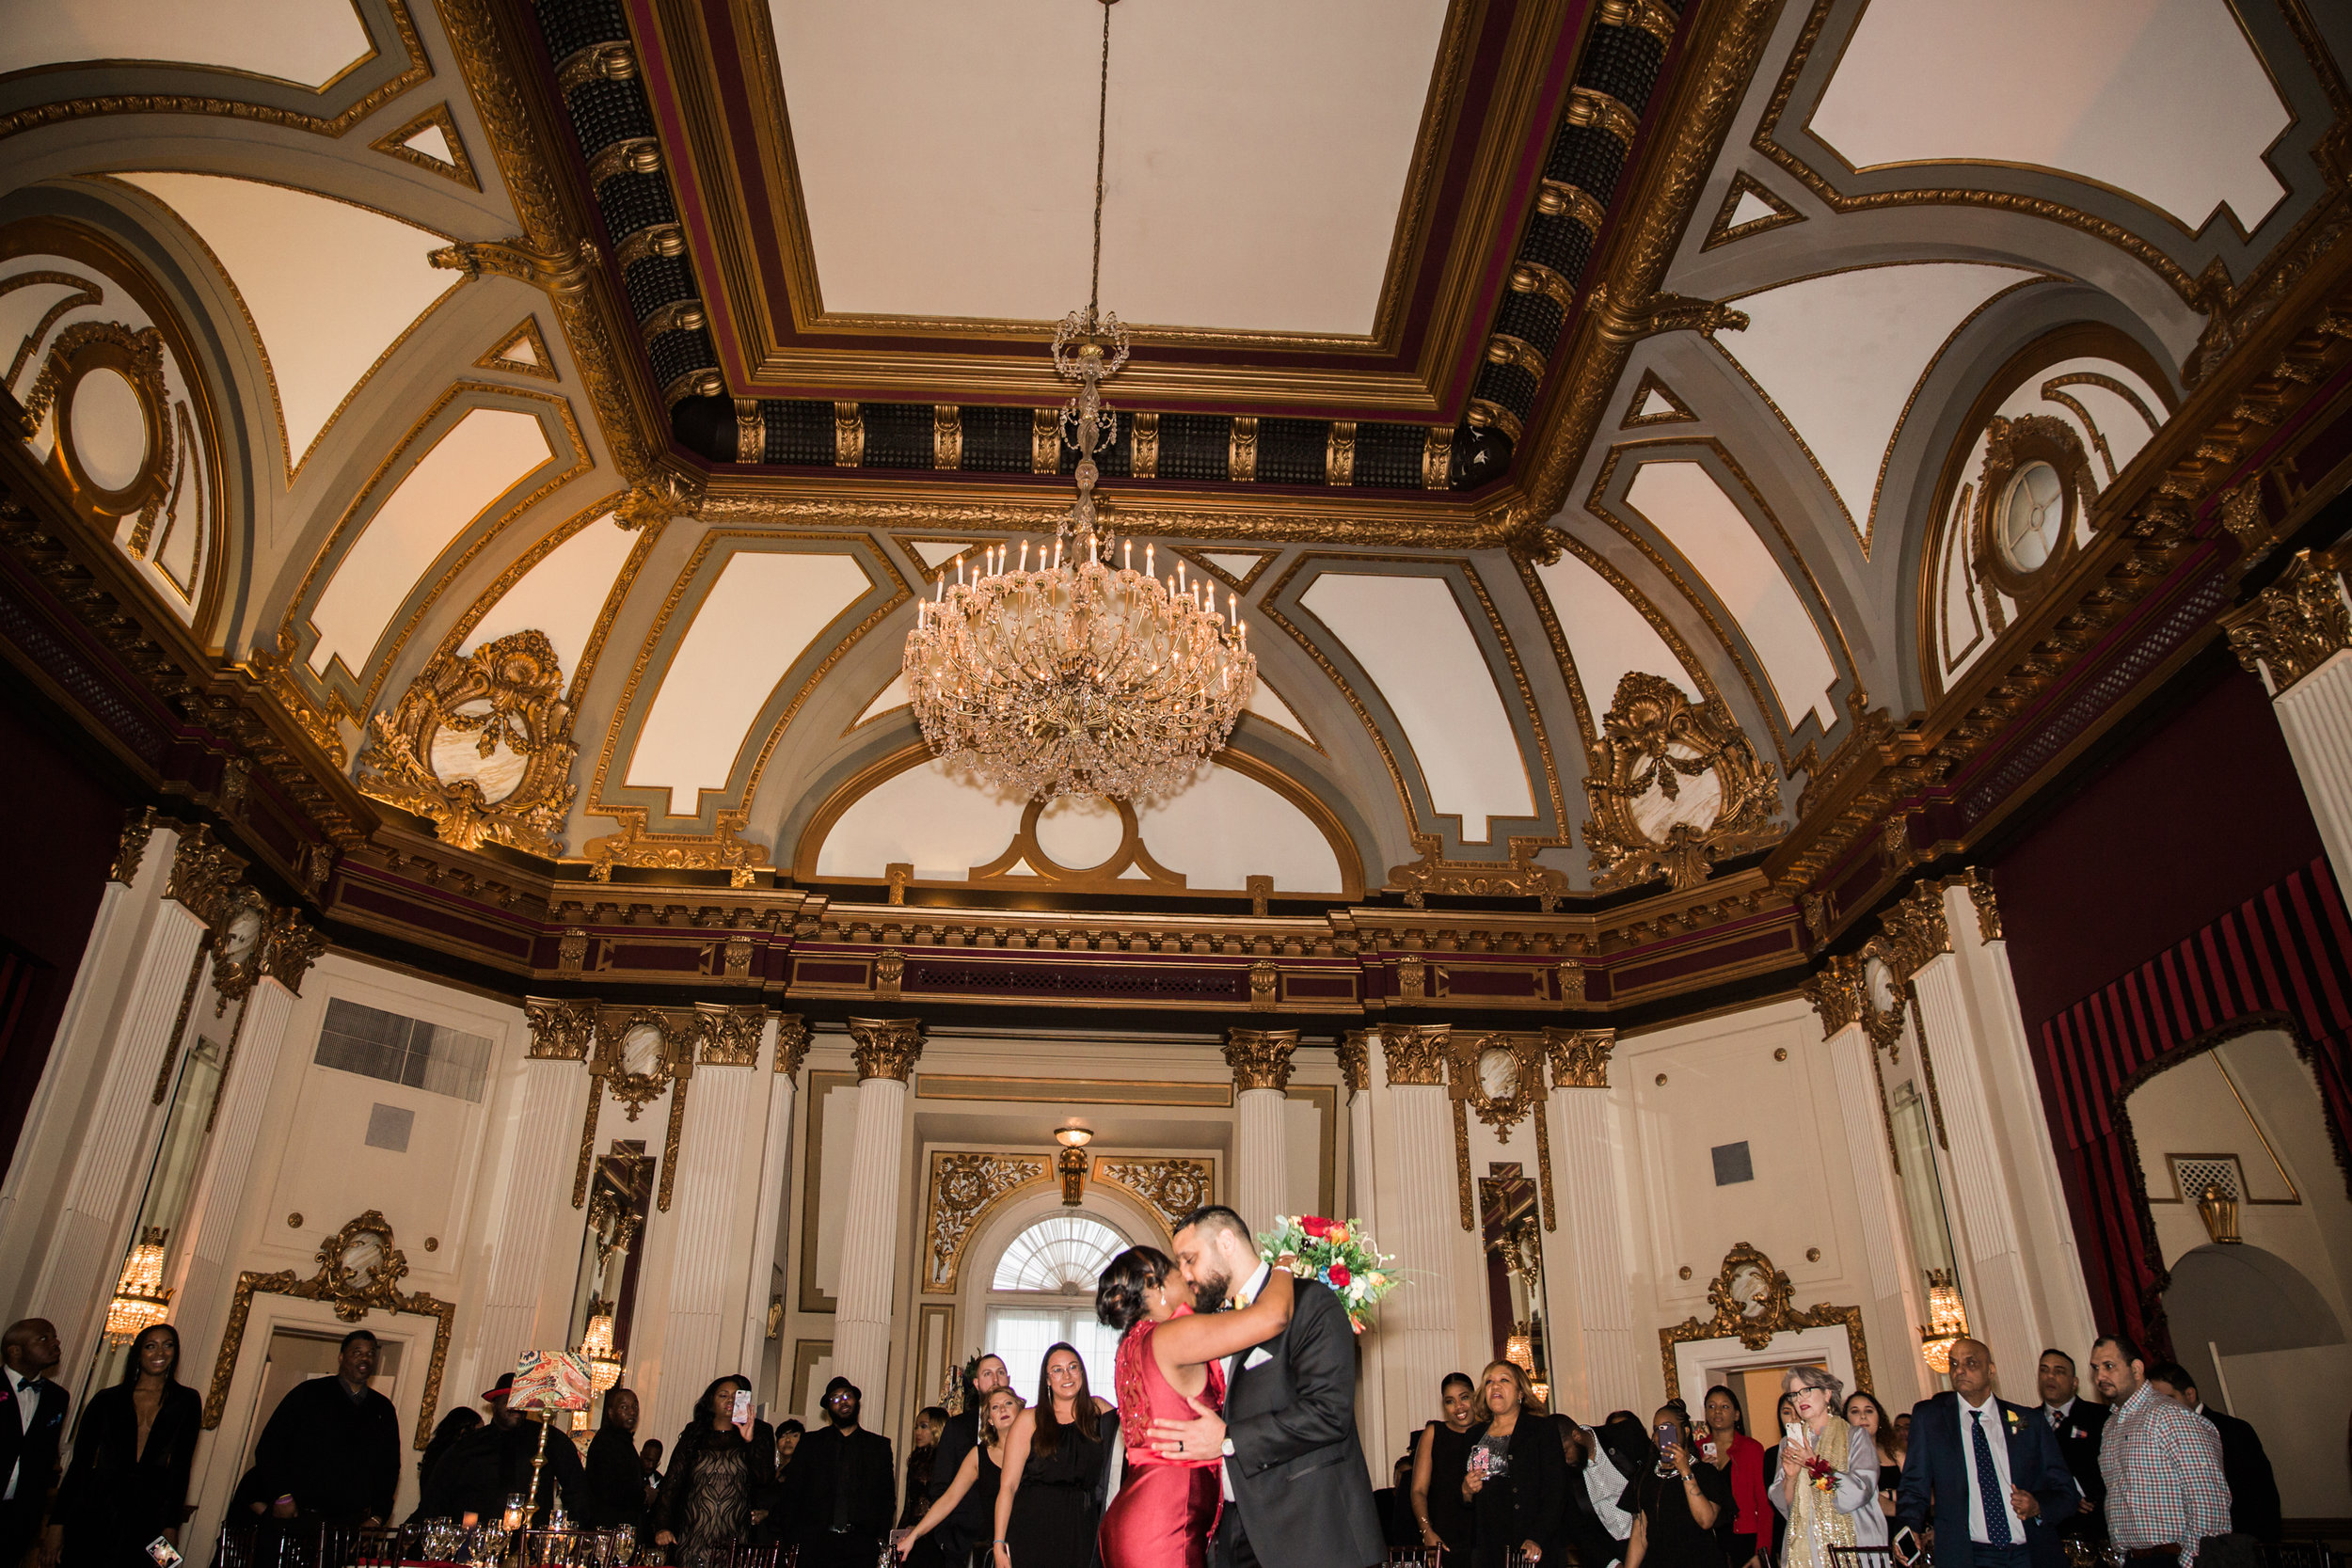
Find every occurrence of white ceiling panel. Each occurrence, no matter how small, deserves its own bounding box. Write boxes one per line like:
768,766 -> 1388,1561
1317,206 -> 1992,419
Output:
456,515 -> 638,685
0,0 -> 373,87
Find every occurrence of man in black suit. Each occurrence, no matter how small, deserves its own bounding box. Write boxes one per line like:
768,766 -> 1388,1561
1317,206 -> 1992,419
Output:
0,1320 -> 68,1568
1895,1338 -> 2077,1568
2037,1348 -> 2107,1545
251,1329 -> 403,1525
776,1378 -> 893,1568
1147,1205 -> 1384,1568
2146,1363 -> 2280,1546
919,1353 -> 1007,1567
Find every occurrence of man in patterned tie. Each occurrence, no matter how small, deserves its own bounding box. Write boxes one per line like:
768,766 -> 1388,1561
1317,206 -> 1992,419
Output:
1893,1338 -> 2076,1568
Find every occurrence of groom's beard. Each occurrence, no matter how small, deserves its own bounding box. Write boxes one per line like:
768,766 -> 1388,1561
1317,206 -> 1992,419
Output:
1195,1266 -> 1233,1309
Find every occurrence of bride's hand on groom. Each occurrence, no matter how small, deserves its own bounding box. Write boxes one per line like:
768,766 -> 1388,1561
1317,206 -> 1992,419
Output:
1147,1392 -> 1226,1461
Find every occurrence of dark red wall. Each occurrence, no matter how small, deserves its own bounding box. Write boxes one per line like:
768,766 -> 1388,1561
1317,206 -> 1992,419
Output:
0,677 -> 135,1173
1994,660 -> 2327,1032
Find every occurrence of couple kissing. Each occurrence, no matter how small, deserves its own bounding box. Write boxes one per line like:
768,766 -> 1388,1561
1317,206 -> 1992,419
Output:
1096,1204 -> 1384,1568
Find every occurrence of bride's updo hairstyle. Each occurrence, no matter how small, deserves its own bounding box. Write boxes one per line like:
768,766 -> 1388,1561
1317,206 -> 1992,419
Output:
1095,1244 -> 1175,1332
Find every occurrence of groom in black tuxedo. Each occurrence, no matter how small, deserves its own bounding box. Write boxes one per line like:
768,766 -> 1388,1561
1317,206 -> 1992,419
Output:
1148,1205 -> 1384,1568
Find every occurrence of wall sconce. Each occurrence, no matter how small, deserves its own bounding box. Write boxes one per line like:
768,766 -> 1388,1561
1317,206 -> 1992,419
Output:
2196,1182 -> 2242,1245
104,1227 -> 172,1345
1918,1268 -> 1968,1373
1056,1125 -> 1093,1205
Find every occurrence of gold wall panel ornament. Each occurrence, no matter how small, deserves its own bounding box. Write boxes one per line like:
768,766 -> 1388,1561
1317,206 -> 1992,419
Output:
1969,414 -> 2099,606
1382,1023 -> 1452,1086
201,1210 -> 453,1450
1556,958 -> 1586,1004
1582,673 -> 1781,893
876,947 -> 905,1002
1396,957 -> 1428,1004
2224,546 -> 2352,693
164,821 -> 246,926
354,630 -> 580,857
1388,841 -> 1569,911
922,1150 -> 1050,1291
1231,416 -> 1259,483
1658,1241 -> 1872,1398
849,1017 -> 923,1082
1327,421 -> 1356,486
1224,1028 -> 1299,1092
1131,412 -> 1159,479
22,321 -> 174,542
964,796 -> 1187,894
206,888 -> 268,1010
1876,881 -> 1953,984
1248,959 -> 1278,1012
110,807 -> 163,884
559,928 -> 588,972
1337,1030 -> 1373,1093
596,1006 -> 693,1119
524,997 -> 596,1061
1092,1156 -> 1215,1235
773,1015 -> 811,1080
1544,1027 -> 1614,1089
582,808 -> 772,887
933,405 -> 961,470
694,1003 -> 766,1066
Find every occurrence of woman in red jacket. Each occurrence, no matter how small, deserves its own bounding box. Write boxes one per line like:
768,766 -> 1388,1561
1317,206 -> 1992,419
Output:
1698,1386 -> 1768,1568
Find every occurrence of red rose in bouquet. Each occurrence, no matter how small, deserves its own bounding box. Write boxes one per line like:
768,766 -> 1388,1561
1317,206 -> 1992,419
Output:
1300,1215 -> 1332,1238
1328,1263 -> 1351,1288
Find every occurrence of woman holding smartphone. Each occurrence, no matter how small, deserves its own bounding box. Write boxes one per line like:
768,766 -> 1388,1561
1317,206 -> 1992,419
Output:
1458,1361 -> 1569,1567
1765,1367 -> 1883,1568
1619,1405 -> 1734,1568
652,1376 -> 774,1568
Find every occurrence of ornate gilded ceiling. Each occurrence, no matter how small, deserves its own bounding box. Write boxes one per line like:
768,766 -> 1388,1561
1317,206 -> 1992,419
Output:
2,0 -> 2349,1016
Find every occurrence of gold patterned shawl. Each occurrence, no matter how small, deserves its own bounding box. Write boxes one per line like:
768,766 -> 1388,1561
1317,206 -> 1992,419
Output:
1786,1416 -> 1860,1568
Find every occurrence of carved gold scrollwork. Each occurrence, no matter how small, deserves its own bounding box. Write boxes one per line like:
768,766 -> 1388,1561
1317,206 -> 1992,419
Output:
1092,1156 -> 1216,1235
922,1150 -> 1049,1292
598,1006 -> 691,1117
582,808 -> 771,887
1658,1242 -> 1872,1399
525,996 -> 596,1061
164,821 -> 246,926
1970,413 -> 2099,606
694,1004 -> 765,1066
1336,1030 -> 1373,1093
111,807 -> 161,884
1874,882 -> 1952,984
355,630 -> 579,857
1449,1030 -> 1559,1232
21,320 -> 174,540
1544,1027 -> 1614,1089
208,886 -> 271,1011
1224,1028 -> 1298,1092
2224,547 -> 2352,694
1388,840 -> 1570,911
259,908 -> 327,994
1583,673 -> 1781,892
774,1014 -> 811,1080
202,1211 -> 453,1449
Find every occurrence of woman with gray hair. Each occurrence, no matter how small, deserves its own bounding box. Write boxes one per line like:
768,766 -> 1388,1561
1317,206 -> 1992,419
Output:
1766,1366 -> 1885,1568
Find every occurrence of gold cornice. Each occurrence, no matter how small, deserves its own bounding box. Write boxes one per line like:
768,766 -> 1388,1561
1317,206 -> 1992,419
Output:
848,1016 -> 922,1081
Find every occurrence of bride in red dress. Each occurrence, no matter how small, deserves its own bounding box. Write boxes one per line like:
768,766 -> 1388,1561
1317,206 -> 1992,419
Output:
1093,1245 -> 1295,1568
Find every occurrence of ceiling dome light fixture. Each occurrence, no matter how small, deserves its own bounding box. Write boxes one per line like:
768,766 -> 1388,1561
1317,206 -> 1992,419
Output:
902,0 -> 1255,801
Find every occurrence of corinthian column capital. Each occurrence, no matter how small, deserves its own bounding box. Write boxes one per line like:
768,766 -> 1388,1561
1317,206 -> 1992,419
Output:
848,1017 -> 923,1081
1224,1028 -> 1298,1092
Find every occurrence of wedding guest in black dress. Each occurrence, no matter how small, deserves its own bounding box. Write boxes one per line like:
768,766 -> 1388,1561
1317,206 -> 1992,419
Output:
55,1325 -> 201,1568
1622,1405 -> 1733,1568
583,1388 -> 646,1532
1459,1361 -> 1570,1568
897,1388 -> 1020,1566
897,1407 -> 948,1568
653,1376 -> 774,1568
415,1409 -> 481,1506
993,1343 -> 1114,1568
1412,1371 -> 1482,1560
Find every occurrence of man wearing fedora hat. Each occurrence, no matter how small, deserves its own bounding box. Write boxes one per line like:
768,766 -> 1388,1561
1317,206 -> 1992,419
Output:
773,1377 -> 893,1568
417,1372 -> 585,1526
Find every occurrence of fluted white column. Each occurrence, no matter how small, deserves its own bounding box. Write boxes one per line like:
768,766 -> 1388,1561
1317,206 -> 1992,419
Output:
2274,654 -> 2352,891
738,1019 -> 807,1391
1818,1008 -> 1930,1411
2225,552 -> 2352,892
37,824 -> 226,1370
1339,1032 -> 1386,1481
1226,1029 -> 1297,1229
1546,1029 -> 1641,1418
0,813 -> 165,1323
645,1017 -> 768,1440
1369,1026 -> 1457,1453
832,1020 -> 922,1406
474,1011 -> 592,1388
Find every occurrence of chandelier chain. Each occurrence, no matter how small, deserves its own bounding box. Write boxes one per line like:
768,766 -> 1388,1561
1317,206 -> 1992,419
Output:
1090,0 -> 1110,327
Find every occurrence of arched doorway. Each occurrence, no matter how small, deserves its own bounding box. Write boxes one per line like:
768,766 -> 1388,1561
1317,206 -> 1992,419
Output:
978,1212 -> 1130,1396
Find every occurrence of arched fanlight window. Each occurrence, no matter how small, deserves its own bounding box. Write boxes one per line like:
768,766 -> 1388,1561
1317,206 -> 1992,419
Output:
992,1213 -> 1126,1294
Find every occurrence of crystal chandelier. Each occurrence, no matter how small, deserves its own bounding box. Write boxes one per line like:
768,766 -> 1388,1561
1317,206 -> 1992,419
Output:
579,1303 -> 623,1393
902,0 -> 1254,800
1918,1267 -> 1969,1373
104,1227 -> 172,1344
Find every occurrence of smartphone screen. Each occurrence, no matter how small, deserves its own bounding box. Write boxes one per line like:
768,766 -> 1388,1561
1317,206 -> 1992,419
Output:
731,1389 -> 753,1427
1786,1421 -> 1804,1446
1655,1421 -> 1677,1449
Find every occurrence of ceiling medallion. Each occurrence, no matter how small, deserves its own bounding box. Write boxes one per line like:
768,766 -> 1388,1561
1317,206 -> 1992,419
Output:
901,0 -> 1255,801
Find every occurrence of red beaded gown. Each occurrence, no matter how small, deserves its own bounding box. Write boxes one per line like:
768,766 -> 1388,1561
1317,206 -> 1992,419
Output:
1098,1309 -> 1227,1568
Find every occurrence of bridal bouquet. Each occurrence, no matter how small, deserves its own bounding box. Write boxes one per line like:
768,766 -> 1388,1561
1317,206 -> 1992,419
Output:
1258,1214 -> 1399,1333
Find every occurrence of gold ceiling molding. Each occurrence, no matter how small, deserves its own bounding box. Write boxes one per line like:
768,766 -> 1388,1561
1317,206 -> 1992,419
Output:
1388,842 -> 1570,911
1583,673 -> 1781,892
2223,546 -> 2352,694
581,808 -> 772,887
1659,1241 -> 1871,1399
1090,1156 -> 1215,1237
849,1017 -> 923,1082
921,1150 -> 1049,1293
0,1 -> 431,143
371,102 -> 482,189
1701,170 -> 1804,250
476,316 -> 560,381
1619,369 -> 1699,429
430,490 -> 659,711
1224,1028 -> 1299,1092
355,629 -> 579,857
201,1210 -> 453,1451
